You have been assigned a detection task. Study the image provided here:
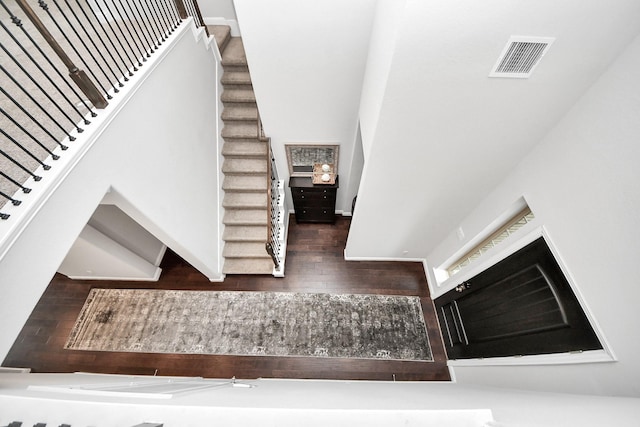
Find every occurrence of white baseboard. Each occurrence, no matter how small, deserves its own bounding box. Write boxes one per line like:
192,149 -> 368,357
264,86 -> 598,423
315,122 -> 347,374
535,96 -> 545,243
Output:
343,250 -> 426,263
0,367 -> 31,373
203,17 -> 240,36
66,267 -> 162,282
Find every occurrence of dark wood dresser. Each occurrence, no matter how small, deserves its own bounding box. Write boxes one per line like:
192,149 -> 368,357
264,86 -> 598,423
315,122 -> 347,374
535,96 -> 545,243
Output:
289,176 -> 339,223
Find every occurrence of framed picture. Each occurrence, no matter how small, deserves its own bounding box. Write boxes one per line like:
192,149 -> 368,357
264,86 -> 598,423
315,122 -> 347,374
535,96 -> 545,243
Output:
285,144 -> 339,177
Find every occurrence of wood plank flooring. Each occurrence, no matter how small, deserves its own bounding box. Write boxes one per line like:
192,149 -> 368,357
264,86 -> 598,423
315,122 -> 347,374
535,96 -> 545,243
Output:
2,215 -> 450,381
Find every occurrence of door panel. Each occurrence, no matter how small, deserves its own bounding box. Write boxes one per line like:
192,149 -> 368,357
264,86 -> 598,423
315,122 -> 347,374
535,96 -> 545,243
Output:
436,237 -> 602,359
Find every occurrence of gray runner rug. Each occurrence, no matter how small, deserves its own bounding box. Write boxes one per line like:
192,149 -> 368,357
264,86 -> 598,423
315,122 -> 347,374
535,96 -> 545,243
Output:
65,289 -> 433,361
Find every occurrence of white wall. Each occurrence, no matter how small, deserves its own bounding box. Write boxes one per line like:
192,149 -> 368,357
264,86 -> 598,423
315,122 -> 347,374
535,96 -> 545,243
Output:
199,0 -> 237,21
427,34 -> 640,397
88,204 -> 166,265
0,23 -> 224,361
358,0 -> 406,159
233,0 -> 376,212
346,0 -> 640,261
57,224 -> 162,280
58,204 -> 167,280
1,373 -> 640,427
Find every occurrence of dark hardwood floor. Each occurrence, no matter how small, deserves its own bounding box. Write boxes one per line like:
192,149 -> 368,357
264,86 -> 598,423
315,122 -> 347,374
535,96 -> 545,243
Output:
2,215 -> 450,381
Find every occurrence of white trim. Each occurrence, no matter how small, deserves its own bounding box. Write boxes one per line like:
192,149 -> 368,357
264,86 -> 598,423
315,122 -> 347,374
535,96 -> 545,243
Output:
203,17 -> 241,36
64,267 -> 162,282
343,250 -> 426,263
0,367 -> 31,373
448,349 -> 614,367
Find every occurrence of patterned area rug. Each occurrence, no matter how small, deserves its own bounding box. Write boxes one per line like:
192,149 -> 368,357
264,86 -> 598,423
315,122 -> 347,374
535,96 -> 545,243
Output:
65,289 -> 433,361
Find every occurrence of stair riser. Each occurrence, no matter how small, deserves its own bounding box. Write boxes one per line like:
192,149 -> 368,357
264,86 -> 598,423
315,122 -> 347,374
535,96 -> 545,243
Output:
222,65 -> 249,73
222,83 -> 253,91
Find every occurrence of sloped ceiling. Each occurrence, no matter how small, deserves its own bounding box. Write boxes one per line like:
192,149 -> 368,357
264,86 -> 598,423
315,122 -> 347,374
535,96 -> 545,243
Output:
346,0 -> 640,259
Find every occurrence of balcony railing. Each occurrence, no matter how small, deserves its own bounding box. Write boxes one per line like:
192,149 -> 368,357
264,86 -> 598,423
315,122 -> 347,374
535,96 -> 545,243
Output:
0,0 -> 207,219
261,114 -> 283,272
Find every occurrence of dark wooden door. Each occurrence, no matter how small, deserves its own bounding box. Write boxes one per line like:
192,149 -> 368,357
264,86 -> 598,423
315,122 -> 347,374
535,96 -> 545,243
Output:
436,237 -> 602,359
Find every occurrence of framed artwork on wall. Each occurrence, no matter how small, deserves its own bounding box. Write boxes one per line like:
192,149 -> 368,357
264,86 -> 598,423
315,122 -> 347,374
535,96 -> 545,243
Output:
285,144 -> 339,177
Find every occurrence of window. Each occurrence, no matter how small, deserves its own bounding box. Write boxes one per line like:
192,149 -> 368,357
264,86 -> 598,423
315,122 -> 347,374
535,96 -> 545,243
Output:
447,207 -> 535,277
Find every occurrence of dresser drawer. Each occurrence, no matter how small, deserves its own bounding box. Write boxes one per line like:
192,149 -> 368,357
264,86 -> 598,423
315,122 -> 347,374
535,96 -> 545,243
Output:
294,207 -> 335,223
292,193 -> 336,208
289,176 -> 339,224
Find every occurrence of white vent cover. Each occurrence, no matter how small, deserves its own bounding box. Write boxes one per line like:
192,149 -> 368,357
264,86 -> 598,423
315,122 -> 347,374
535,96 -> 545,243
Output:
489,36 -> 555,78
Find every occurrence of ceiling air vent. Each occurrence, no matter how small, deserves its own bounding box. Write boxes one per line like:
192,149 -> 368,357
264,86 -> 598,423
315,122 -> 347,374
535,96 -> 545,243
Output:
489,36 -> 555,78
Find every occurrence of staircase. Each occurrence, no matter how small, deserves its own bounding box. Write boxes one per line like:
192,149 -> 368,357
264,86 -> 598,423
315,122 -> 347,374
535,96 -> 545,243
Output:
210,26 -> 274,275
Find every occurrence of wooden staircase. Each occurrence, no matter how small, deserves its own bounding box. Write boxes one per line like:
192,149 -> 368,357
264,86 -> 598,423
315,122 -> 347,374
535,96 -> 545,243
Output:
210,26 -> 274,275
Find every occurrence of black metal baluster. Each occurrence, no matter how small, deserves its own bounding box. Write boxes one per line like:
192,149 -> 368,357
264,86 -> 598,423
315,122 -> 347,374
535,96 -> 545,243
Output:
0,129 -> 51,171
103,0 -> 146,64
0,108 -> 60,160
73,0 -> 129,82
47,0 -> 118,94
0,171 -> 32,194
158,0 -> 180,34
0,1 -> 96,118
141,0 -> 163,41
0,191 -> 22,206
111,0 -> 148,60
152,0 -> 171,40
37,0 -> 112,99
0,149 -> 42,182
61,0 -> 123,89
138,0 -> 163,45
90,0 -> 140,70
0,87 -> 71,147
162,0 -> 181,29
154,0 -> 175,35
0,20 -> 89,124
128,0 -> 158,52
1,41 -> 83,131
0,65 -> 81,137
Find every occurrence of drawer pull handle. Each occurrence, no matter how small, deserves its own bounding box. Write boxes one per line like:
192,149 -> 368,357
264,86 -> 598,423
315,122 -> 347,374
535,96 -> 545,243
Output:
301,195 -> 304,199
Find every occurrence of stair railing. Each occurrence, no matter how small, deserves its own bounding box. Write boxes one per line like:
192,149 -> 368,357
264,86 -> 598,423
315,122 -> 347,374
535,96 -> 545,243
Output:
0,0 -> 207,219
260,112 -> 282,271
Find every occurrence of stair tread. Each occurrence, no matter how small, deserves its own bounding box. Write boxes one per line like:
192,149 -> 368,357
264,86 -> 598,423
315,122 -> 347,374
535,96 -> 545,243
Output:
223,258 -> 274,275
222,140 -> 266,157
223,209 -> 268,225
222,89 -> 256,104
222,122 -> 259,139
222,158 -> 268,174
222,38 -> 247,67
223,174 -> 267,191
223,225 -> 268,242
223,192 -> 268,209
222,105 -> 258,121
222,71 -> 252,85
223,241 -> 271,258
